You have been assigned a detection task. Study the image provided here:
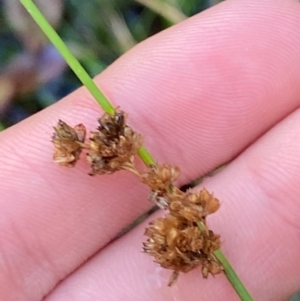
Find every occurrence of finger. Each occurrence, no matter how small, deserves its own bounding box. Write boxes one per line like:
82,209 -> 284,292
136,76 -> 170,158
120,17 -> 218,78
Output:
1,0 -> 300,300
99,0 -> 300,178
45,108 -> 300,301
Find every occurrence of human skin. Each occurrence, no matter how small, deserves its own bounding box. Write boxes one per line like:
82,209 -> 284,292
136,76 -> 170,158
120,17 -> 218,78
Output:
1,0 -> 300,300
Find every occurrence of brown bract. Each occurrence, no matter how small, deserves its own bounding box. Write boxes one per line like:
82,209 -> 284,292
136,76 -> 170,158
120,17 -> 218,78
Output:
86,109 -> 143,175
52,120 -> 86,167
142,164 -> 180,191
169,188 -> 220,222
142,164 -> 180,209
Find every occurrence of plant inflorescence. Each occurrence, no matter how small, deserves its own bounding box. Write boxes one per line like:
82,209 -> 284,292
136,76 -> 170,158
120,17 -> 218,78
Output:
20,1 -> 254,298
52,109 -> 223,286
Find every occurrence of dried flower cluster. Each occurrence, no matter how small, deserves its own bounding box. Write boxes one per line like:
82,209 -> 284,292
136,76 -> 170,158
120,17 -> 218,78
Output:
142,164 -> 180,209
87,110 -> 143,175
52,120 -> 86,167
52,108 -> 222,286
142,164 -> 222,285
52,109 -> 143,174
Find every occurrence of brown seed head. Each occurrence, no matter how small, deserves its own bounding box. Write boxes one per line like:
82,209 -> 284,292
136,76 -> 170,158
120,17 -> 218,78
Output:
202,259 -> 224,278
87,109 -> 143,175
141,164 -> 180,192
52,120 -> 86,167
143,213 -> 222,282
167,189 -> 220,223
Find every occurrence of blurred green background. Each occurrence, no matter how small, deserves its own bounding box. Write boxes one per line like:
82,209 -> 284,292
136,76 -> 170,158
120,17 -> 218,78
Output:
0,0 -> 221,129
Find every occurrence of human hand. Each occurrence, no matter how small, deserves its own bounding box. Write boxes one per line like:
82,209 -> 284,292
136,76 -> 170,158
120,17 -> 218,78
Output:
1,0 -> 300,300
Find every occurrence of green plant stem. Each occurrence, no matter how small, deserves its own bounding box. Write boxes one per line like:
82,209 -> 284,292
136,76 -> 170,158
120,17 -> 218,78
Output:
138,146 -> 155,165
20,1 -> 254,300
197,222 -> 253,301
214,249 -> 254,301
19,0 -> 114,115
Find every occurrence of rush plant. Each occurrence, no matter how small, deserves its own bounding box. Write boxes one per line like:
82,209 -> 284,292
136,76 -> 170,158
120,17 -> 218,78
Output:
20,0 -> 254,300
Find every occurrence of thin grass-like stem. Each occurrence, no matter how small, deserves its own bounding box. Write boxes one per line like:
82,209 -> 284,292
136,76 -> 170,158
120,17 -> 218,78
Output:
197,222 -> 253,301
214,249 -> 254,301
19,0 -> 114,115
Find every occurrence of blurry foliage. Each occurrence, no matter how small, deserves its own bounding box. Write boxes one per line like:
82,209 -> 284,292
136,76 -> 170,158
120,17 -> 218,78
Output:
0,0 -> 222,128
291,293 -> 300,301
